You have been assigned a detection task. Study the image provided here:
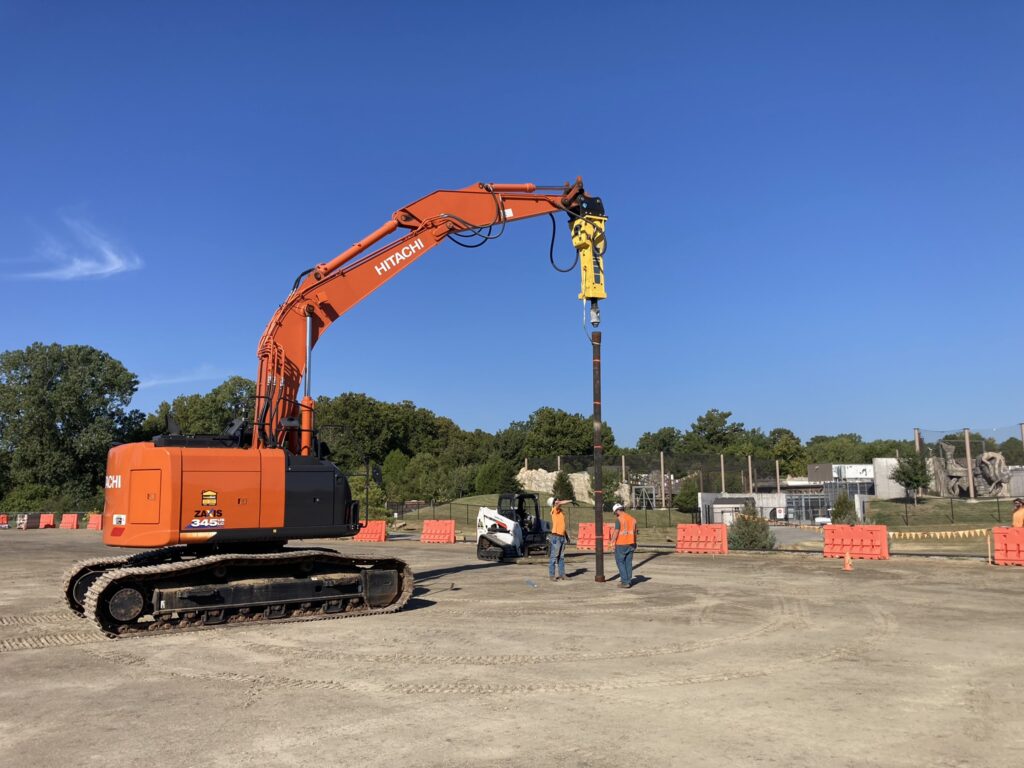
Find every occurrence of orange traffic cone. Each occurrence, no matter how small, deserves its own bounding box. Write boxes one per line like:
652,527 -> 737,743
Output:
843,551 -> 853,572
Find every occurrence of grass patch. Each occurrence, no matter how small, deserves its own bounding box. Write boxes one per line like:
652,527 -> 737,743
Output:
867,497 -> 1014,528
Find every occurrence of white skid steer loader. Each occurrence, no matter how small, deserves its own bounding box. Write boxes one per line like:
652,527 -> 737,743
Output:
476,493 -> 551,561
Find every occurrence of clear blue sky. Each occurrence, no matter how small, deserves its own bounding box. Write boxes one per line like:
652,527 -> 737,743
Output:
2,1 -> 1022,447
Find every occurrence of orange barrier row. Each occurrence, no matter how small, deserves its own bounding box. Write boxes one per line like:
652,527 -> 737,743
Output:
39,514 -> 56,529
823,524 -> 889,560
0,514 -> 7,529
675,524 -> 728,555
575,522 -> 616,551
354,520 -> 387,542
993,527 -> 1024,567
87,515 -> 103,531
59,513 -> 79,530
420,519 -> 456,544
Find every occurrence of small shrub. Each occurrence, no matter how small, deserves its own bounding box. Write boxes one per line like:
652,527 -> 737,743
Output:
831,492 -> 857,525
728,507 -> 776,551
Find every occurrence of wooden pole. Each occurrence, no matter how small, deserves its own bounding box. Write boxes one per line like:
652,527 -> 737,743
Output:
660,451 -> 667,509
964,428 -> 975,500
775,459 -> 781,493
914,428 -> 922,454
720,454 -> 726,493
747,455 -> 754,494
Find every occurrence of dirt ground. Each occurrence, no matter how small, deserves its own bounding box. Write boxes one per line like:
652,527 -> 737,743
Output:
1,531 -> 1022,768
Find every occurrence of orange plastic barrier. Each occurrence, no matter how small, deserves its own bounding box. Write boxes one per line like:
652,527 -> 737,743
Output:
0,514 -> 8,529
420,519 -> 456,544
675,524 -> 728,555
993,527 -> 1024,566
39,514 -> 56,529
575,522 -> 617,551
354,520 -> 387,542
86,515 -> 103,531
823,524 -> 889,560
59,514 -> 79,530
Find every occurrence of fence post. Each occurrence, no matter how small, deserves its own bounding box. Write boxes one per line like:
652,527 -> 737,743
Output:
660,451 -> 666,509
963,428 -> 975,500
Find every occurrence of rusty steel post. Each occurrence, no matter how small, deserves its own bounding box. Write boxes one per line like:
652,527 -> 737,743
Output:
592,331 -> 605,582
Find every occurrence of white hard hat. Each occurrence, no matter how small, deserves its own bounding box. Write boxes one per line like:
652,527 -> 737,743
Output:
612,503 -> 624,512
547,497 -> 555,507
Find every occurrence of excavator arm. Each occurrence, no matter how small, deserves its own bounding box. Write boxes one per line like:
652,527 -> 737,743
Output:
253,178 -> 607,453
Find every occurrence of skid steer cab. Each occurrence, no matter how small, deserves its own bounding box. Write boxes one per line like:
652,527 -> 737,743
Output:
476,493 -> 551,562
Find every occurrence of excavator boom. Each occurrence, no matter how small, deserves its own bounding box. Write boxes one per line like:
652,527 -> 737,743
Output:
63,177 -> 607,637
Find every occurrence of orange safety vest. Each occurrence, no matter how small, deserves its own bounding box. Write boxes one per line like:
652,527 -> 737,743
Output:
615,513 -> 637,546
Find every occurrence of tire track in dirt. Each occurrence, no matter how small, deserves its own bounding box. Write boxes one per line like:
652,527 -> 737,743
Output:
0,631 -> 105,652
0,612 -> 79,627
238,596 -> 794,668
386,599 -> 899,696
83,646 -> 368,692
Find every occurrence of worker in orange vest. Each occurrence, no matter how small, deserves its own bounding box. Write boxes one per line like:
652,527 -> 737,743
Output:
611,503 -> 638,588
548,498 -> 572,581
1013,498 -> 1024,528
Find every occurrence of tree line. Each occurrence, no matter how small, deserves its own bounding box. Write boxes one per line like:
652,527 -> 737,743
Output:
2,342 -> 1018,512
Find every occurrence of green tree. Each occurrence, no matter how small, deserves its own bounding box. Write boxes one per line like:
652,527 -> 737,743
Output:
142,376 -> 255,436
636,427 -> 684,454
831,492 -> 857,525
521,407 -> 615,459
727,506 -> 776,550
402,452 -> 444,500
493,421 -> 528,462
805,433 -> 866,464
552,470 -> 575,501
681,409 -> 747,454
381,449 -> 410,501
474,455 -> 522,495
769,428 -> 806,477
862,439 -> 915,461
673,478 -> 699,514
0,343 -> 142,510
890,453 -> 930,504
998,437 -> 1024,465
346,473 -> 387,519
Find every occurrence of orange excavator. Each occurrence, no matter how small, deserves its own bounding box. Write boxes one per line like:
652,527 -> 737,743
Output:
63,178 -> 607,636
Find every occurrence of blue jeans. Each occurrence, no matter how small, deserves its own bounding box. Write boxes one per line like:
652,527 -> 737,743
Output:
548,534 -> 566,577
614,545 -> 636,585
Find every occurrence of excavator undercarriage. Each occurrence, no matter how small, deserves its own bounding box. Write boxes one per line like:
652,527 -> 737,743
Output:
63,547 -> 413,637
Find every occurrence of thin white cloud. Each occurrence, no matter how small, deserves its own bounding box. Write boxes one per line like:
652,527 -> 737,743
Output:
138,365 -> 228,390
21,218 -> 142,279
